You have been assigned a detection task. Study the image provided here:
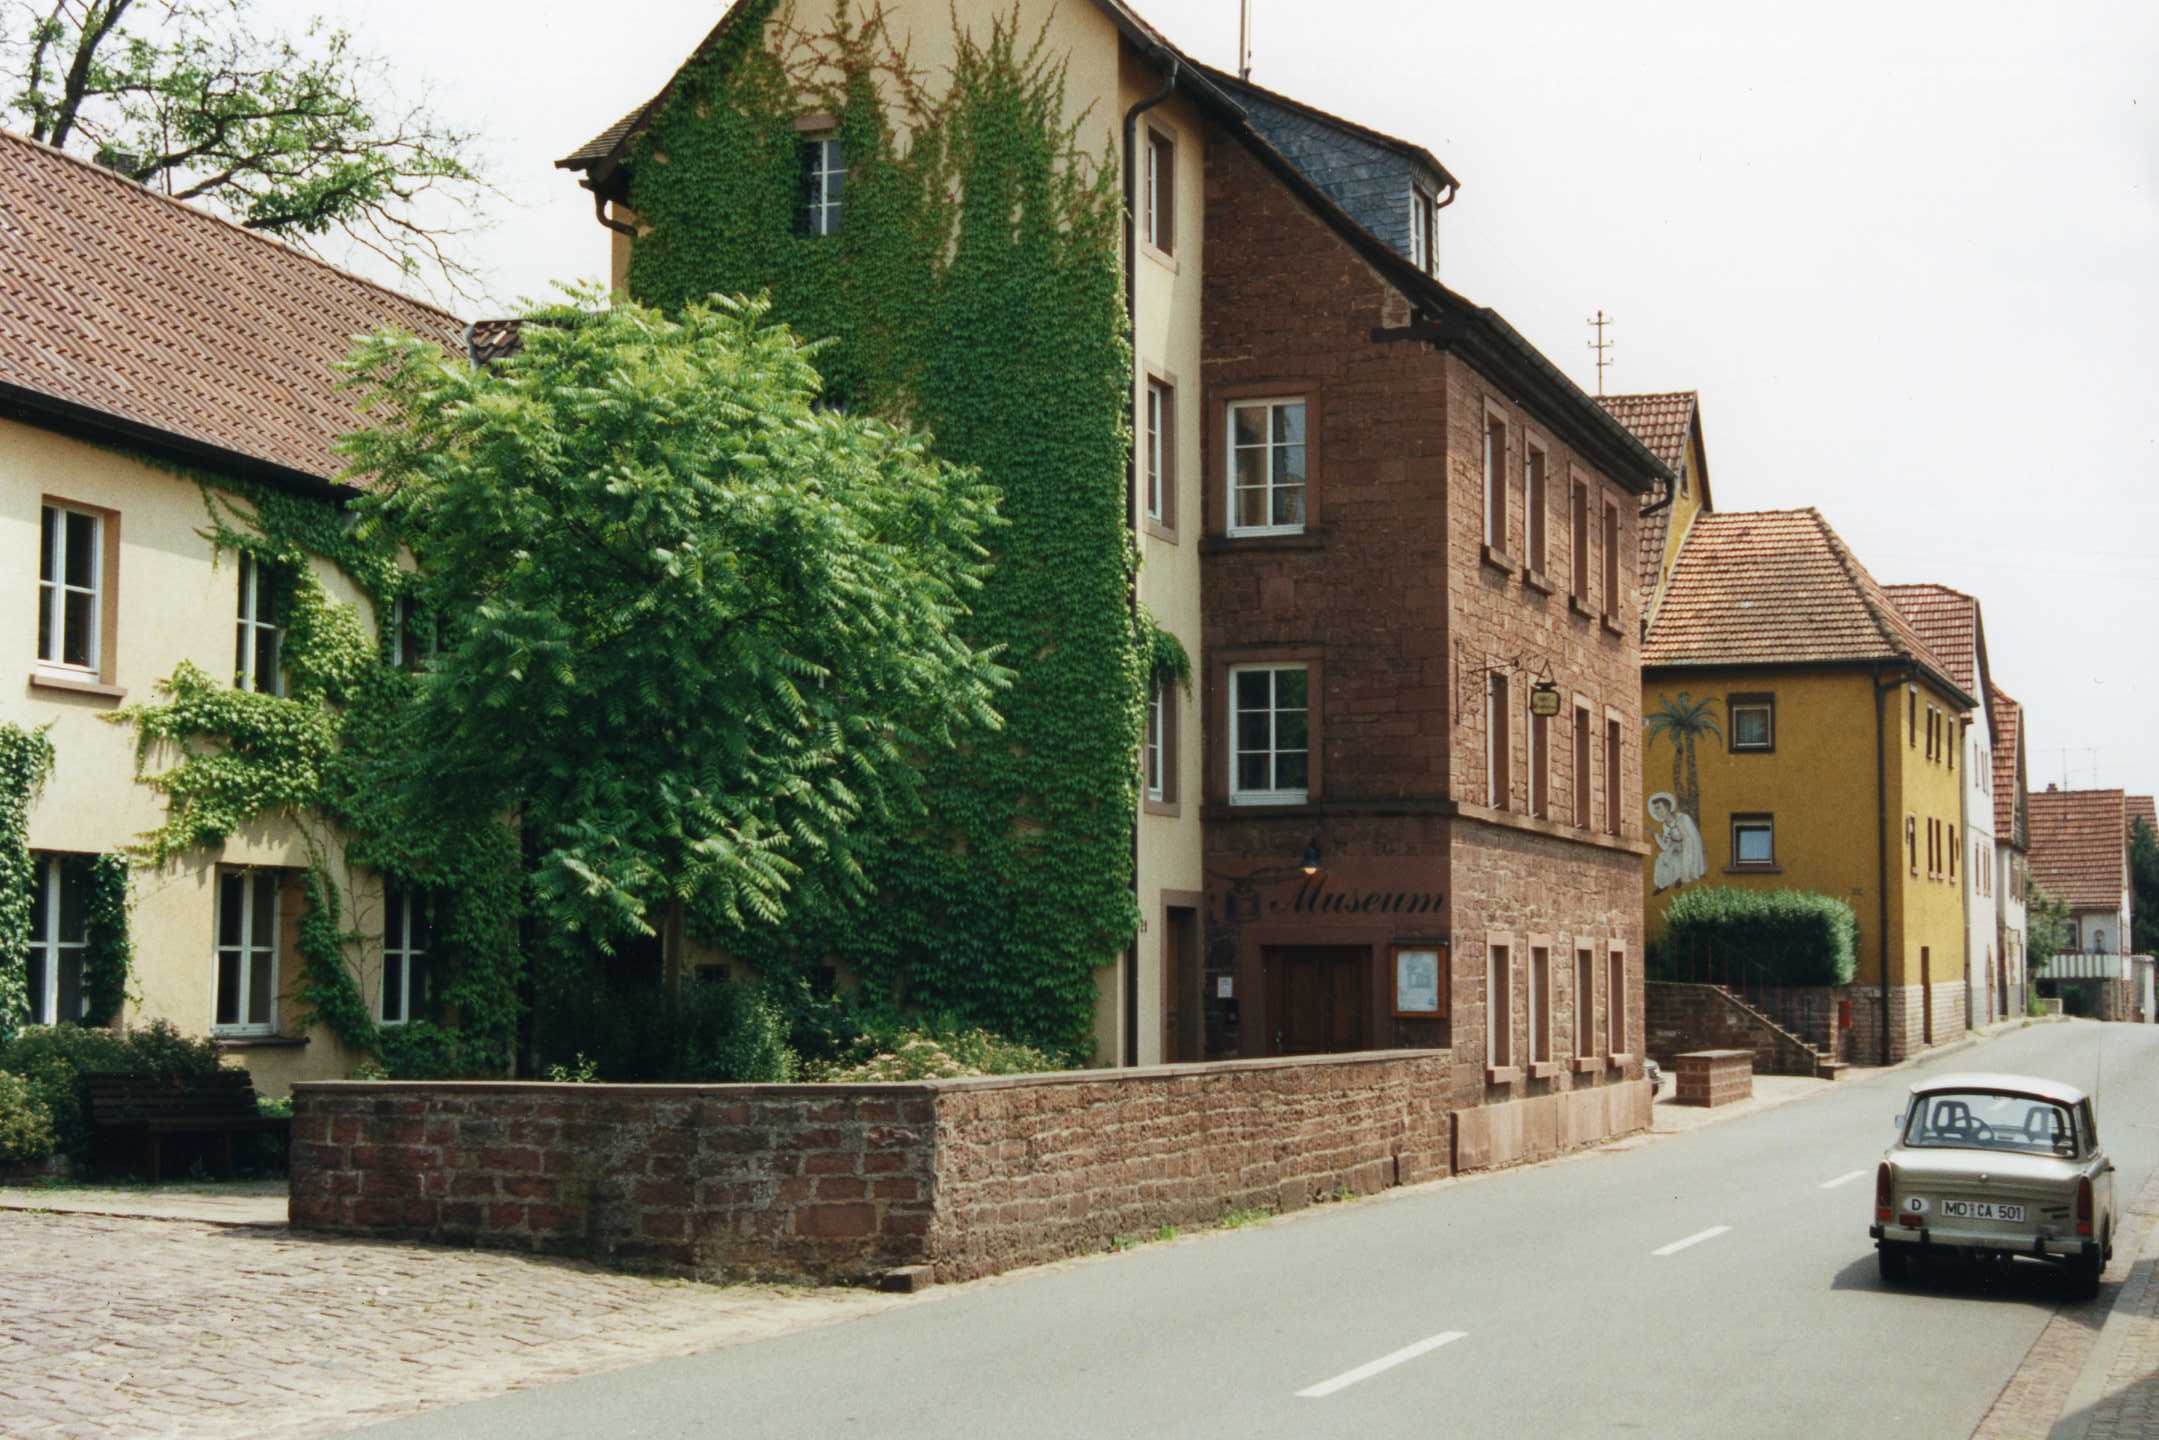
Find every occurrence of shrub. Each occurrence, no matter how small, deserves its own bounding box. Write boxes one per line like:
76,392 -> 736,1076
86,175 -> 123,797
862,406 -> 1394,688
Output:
0,1071 -> 55,1167
537,973 -> 796,1084
0,1021 -> 223,1162
1662,886 -> 1859,988
372,1021 -> 503,1080
809,1027 -> 1064,1083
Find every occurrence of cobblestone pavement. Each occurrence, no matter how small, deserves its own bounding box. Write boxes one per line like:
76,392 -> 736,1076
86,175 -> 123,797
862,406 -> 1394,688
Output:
0,1211 -> 908,1439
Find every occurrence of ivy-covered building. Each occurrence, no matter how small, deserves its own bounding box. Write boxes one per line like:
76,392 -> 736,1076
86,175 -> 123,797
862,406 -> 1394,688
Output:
0,131 -> 480,1089
564,0 -> 1674,1139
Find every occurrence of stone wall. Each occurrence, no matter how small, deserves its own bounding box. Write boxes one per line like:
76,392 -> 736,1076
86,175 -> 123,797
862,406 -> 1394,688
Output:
1675,1050 -> 1752,1108
1645,982 -> 1825,1077
293,1050 -> 1520,1288
1849,981 -> 1969,1063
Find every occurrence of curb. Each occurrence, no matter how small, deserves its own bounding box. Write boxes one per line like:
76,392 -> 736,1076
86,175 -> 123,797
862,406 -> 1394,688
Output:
2050,1204 -> 2159,1440
0,1198 -> 287,1230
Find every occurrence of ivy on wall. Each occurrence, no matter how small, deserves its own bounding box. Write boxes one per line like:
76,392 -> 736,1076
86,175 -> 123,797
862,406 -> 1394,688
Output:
0,725 -> 56,1040
116,470 -> 523,1065
624,6 -> 1144,1054
81,853 -> 133,1027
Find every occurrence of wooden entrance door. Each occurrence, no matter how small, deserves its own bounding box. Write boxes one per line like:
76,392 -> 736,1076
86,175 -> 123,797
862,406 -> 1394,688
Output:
1264,945 -> 1369,1055
1162,907 -> 1203,1063
1921,946 -> 1934,1044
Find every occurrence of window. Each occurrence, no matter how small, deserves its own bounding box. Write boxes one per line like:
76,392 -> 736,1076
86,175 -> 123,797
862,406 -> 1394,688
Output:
1574,947 -> 1596,1058
1601,500 -> 1620,616
26,854 -> 90,1026
1729,695 -> 1774,751
1608,948 -> 1627,1055
1907,814 -> 1919,875
1145,683 -> 1167,803
1229,665 -> 1308,804
389,595 -> 436,671
381,886 -> 431,1026
798,138 -> 845,235
214,869 -> 280,1034
1530,706 -> 1550,819
234,553 -> 282,694
1487,943 -> 1513,1069
1529,945 -> 1552,1064
1408,185 -> 1435,273
1949,824 -> 1957,880
1604,717 -> 1622,836
1909,690 -> 1917,747
1570,479 -> 1589,602
1482,412 -> 1507,550
1573,704 -> 1592,828
1145,378 -> 1175,529
1227,399 -> 1308,536
37,503 -> 102,672
1525,444 -> 1548,574
1732,815 -> 1775,867
1144,128 -> 1175,254
1486,672 -> 1510,809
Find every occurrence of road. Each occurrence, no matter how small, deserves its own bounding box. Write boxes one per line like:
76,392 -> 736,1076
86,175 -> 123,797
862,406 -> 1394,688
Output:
358,1020 -> 2159,1440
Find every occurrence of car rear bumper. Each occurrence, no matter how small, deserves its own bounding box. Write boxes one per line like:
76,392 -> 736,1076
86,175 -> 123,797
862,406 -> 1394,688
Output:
1870,1224 -> 2096,1261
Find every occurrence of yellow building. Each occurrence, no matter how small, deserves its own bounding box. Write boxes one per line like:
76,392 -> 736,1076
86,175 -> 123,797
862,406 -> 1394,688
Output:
3,132 -> 467,1090
1639,508 -> 1978,1062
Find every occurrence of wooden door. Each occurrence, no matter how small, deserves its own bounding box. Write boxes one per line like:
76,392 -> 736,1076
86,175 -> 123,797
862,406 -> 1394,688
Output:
1264,946 -> 1369,1055
1921,946 -> 1934,1044
1162,907 -> 1203,1063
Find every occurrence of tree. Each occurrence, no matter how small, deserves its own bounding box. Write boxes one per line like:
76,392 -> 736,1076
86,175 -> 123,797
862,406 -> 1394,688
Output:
4,0 -> 486,294
2133,818 -> 2159,955
339,290 -> 1008,978
1644,691 -> 1722,820
2026,880 -> 2074,977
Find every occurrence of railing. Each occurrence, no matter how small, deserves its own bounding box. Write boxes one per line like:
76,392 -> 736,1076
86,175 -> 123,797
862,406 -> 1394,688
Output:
1662,945 -> 1827,1055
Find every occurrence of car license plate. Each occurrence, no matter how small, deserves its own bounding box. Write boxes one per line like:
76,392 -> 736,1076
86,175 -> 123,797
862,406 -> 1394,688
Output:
1940,1200 -> 2024,1222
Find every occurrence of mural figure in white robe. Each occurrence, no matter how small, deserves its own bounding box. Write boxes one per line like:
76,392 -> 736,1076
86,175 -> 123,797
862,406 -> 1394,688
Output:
1649,792 -> 1707,892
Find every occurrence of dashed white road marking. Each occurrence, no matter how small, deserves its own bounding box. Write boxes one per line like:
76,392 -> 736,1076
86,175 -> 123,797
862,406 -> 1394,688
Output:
1820,1169 -> 1869,1190
1652,1225 -> 1732,1257
1296,1331 -> 1468,1399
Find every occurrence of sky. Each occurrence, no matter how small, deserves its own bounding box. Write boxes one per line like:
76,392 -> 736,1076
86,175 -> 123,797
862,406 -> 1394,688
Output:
309,0 -> 2159,805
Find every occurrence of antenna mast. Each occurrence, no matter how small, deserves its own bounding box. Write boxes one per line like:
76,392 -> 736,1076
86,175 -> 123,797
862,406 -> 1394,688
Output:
1239,0 -> 1252,81
1587,309 -> 1614,397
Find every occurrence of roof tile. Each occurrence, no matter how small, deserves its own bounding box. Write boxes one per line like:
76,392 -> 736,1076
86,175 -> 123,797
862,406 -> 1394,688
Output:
1596,391 -> 1695,595
2028,789 -> 2128,912
1990,685 -> 2023,839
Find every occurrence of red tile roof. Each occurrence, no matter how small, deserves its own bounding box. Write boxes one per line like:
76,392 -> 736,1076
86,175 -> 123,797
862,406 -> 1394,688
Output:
2129,795 -> 2155,841
2027,788 -> 2127,911
1596,391 -> 1698,598
1881,584 -> 1982,697
1643,508 -> 1975,706
1990,685 -> 2024,841
0,129 -> 464,483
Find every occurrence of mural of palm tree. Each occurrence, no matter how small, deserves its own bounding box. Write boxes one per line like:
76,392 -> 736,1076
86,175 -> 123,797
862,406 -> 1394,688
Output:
1644,691 -> 1723,820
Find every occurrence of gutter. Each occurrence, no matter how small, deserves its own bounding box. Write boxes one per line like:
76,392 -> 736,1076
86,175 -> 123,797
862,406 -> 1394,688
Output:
1117,51 -> 1180,1070
1874,663 -> 1910,1065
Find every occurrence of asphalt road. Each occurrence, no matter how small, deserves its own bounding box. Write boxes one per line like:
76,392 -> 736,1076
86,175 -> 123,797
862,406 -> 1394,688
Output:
359,1019 -> 2159,1440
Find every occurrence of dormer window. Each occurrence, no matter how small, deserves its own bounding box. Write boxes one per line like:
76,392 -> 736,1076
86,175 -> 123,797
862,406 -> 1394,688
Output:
798,137 -> 844,236
1409,185 -> 1436,274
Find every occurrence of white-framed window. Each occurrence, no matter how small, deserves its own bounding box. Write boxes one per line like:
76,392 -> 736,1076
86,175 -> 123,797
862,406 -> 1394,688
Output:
1227,399 -> 1307,536
1482,412 -> 1507,548
214,869 -> 280,1035
1408,185 -> 1435,273
798,137 -> 845,236
1487,942 -> 1513,1068
389,595 -> 437,671
1145,127 -> 1175,254
1730,697 -> 1774,751
381,886 -> 432,1027
1229,664 -> 1309,805
1144,684 -> 1167,803
1145,380 -> 1169,524
38,502 -> 103,672
1486,672 -> 1509,810
234,553 -> 283,694
1732,815 -> 1776,867
26,854 -> 90,1026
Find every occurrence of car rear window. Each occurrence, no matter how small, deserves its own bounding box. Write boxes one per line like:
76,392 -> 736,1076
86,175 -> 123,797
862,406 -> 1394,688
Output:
1904,1090 -> 2078,1156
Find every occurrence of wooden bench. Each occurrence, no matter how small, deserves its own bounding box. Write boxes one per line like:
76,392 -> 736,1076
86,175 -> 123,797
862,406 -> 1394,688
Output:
84,1070 -> 291,1182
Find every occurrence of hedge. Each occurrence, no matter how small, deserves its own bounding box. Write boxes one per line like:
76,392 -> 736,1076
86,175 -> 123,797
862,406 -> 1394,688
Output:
1662,886 -> 1859,988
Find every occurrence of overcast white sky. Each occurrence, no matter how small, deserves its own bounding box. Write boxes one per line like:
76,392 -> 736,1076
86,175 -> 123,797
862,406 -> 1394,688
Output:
315,0 -> 2159,805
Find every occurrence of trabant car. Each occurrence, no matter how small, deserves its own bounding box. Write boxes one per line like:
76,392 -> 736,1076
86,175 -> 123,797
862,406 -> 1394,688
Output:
1871,1072 -> 2115,1298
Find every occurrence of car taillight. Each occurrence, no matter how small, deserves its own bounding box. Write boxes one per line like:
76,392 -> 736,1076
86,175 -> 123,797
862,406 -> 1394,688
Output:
2077,1177 -> 2094,1237
1876,1162 -> 1893,1224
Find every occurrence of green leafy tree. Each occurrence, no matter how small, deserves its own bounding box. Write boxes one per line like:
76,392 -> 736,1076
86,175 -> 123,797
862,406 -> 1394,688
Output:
3,0 -> 487,294
339,289 -> 1008,975
2132,818 -> 2159,956
2026,880 -> 2074,976
1644,691 -> 1722,820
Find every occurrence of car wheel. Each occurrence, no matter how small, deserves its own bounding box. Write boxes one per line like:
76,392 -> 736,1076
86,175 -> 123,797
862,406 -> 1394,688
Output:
2070,1237 -> 2104,1302
1878,1244 -> 1910,1286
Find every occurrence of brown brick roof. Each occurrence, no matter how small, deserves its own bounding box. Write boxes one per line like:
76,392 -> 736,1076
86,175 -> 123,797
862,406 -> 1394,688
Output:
2129,795 -> 2155,840
1882,584 -> 1981,696
1990,685 -> 2023,841
1643,508 -> 1975,706
2028,788 -> 2127,912
0,130 -> 464,483
1596,391 -> 1697,595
